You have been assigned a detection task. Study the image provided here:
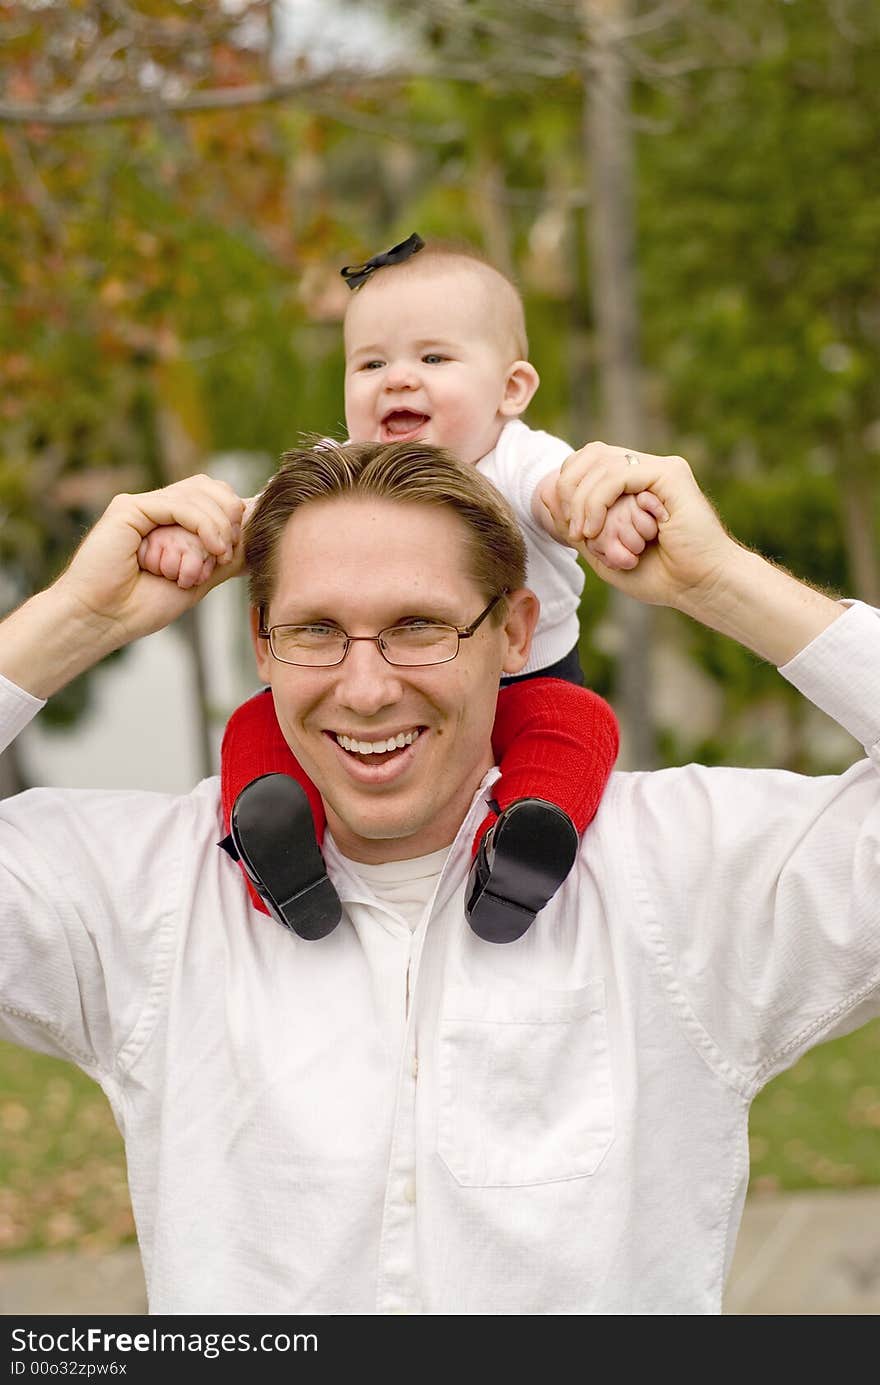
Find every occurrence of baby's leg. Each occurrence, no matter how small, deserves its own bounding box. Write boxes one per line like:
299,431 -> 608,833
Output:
467,676 -> 619,942
220,689 -> 328,920
474,676 -> 619,851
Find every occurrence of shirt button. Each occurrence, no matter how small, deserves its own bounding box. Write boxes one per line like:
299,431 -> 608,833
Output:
404,1179 -> 416,1204
411,1055 -> 419,1078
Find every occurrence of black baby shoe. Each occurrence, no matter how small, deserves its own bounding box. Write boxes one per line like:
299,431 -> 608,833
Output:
220,773 -> 341,941
465,798 -> 579,944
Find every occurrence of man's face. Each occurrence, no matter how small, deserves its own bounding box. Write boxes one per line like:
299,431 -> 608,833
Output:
343,268 -> 518,466
252,497 -> 534,863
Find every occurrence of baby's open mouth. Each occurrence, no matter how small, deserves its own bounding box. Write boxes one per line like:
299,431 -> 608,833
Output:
381,410 -> 429,436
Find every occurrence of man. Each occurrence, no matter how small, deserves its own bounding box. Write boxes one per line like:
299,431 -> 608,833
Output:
1,439 -> 878,1315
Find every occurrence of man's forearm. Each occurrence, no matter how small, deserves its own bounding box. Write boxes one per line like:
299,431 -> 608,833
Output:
0,586 -> 121,700
676,545 -> 843,666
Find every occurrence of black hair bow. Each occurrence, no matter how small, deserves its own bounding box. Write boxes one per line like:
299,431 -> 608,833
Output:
340,233 -> 425,291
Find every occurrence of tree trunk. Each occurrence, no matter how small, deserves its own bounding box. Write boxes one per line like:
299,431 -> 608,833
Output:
838,451 -> 880,607
0,740 -> 27,799
581,0 -> 657,768
176,607 -> 215,781
154,366 -> 215,781
473,139 -> 515,280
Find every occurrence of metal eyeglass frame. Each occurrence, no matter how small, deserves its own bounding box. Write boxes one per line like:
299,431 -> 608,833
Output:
257,591 -> 507,668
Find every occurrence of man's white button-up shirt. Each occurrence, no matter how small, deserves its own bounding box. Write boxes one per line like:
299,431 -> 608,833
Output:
2,603 -> 880,1315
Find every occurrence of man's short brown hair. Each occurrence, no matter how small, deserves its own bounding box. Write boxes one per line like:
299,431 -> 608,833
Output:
245,439 -> 527,616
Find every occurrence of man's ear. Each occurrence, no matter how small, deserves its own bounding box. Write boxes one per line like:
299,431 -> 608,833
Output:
500,588 -> 541,676
499,360 -> 540,419
249,606 -> 273,683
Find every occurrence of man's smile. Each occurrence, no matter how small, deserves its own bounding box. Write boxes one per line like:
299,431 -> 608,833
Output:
323,725 -> 428,781
334,727 -> 423,756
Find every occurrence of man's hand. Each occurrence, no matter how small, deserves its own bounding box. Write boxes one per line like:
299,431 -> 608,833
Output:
537,443 -> 733,608
0,475 -> 246,699
536,441 -> 842,663
137,497 -> 256,591
56,474 -> 245,636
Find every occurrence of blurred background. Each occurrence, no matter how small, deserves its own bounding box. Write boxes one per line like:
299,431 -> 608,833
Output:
1,0 -> 878,1285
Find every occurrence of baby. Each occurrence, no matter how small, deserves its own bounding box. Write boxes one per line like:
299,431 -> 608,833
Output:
140,235 -> 662,942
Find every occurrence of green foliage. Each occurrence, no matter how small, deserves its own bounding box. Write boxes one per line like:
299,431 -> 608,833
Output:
0,28 -> 354,736
0,1044 -> 134,1255
749,1018 -> 880,1193
638,0 -> 880,473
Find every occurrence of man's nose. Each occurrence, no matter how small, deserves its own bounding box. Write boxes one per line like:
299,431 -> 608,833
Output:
335,637 -> 405,715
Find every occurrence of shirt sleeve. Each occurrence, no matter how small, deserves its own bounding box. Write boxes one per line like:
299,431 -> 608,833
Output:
488,423 -> 573,533
0,781 -> 194,1077
779,600 -> 880,765
619,601 -> 880,1097
0,674 -> 199,1075
0,672 -> 45,749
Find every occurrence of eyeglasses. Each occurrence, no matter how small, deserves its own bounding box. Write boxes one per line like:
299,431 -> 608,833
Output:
258,592 -> 506,668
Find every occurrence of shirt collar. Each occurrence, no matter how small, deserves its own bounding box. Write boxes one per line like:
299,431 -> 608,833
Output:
322,766 -> 501,909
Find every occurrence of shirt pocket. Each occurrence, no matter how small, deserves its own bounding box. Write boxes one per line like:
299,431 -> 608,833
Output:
437,980 -> 614,1187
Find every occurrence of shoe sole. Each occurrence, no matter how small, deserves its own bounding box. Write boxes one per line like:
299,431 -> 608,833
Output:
467,798 -> 579,944
230,774 -> 341,941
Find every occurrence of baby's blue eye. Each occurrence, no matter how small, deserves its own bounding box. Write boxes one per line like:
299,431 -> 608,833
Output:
360,360 -> 384,371
422,354 -> 447,365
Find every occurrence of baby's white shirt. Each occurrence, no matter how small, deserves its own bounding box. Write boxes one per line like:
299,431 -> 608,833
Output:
477,420 -> 583,673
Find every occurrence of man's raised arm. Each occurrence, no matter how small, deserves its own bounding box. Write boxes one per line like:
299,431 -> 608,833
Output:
538,443 -> 842,666
0,476 -> 245,700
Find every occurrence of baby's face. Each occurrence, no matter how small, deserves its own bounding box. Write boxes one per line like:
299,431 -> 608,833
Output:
343,267 -> 520,465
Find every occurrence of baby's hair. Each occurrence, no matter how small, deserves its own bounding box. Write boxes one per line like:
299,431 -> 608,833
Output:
345,237 -> 529,360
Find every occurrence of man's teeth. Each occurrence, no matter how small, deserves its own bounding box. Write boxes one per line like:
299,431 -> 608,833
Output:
336,730 -> 421,755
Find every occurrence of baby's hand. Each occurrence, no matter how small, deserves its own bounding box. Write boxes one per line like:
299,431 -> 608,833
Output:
586,491 -> 666,571
138,493 -> 255,589
137,524 -> 218,590
536,460 -> 668,569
